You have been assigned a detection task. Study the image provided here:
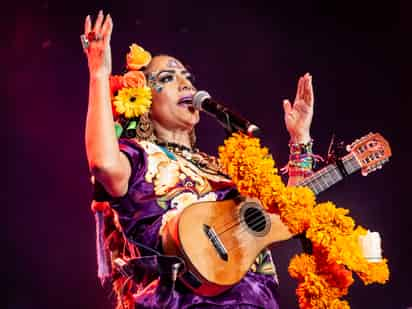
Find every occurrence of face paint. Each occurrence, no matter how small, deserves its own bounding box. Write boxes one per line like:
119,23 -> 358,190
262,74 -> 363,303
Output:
147,59 -> 194,93
147,73 -> 163,93
166,59 -> 183,69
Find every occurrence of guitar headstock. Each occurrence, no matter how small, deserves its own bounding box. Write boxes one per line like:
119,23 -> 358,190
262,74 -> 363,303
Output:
346,133 -> 392,176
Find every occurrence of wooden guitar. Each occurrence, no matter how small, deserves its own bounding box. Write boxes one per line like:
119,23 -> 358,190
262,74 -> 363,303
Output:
162,133 -> 392,296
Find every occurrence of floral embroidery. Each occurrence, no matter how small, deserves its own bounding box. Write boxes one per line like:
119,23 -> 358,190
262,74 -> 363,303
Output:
154,161 -> 180,195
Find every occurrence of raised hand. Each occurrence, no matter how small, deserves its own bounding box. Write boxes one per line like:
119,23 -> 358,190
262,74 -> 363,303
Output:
82,10 -> 113,77
283,73 -> 314,143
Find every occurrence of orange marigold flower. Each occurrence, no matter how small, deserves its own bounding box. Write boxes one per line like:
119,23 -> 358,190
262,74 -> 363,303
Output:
218,133 -> 285,212
357,259 -> 390,285
278,186 -> 315,234
306,202 -> 355,248
329,299 -> 351,309
327,227 -> 368,272
288,253 -> 316,280
320,262 -> 354,290
296,273 -> 335,309
126,43 -> 152,71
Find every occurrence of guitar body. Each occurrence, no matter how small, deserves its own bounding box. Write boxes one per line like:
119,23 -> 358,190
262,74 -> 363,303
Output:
162,196 -> 293,296
161,132 -> 392,296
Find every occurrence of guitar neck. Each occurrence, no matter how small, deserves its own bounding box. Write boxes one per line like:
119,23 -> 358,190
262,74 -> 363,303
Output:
297,153 -> 360,195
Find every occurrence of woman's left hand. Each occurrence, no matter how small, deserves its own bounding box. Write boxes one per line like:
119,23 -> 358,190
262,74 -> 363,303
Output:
283,73 -> 314,143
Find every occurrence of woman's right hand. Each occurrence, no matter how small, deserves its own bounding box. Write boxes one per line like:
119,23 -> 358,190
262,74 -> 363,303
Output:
83,10 -> 113,78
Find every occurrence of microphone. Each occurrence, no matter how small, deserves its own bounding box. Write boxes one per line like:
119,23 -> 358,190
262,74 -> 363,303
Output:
192,90 -> 261,136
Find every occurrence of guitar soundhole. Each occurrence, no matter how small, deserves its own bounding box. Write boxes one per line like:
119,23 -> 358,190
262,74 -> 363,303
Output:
244,207 -> 266,232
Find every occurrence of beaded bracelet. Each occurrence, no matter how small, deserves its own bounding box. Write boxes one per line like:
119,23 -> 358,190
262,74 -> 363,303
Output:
287,139 -> 315,177
288,139 -> 314,155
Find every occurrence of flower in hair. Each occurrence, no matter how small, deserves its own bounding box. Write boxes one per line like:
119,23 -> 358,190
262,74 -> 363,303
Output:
109,43 -> 153,120
110,75 -> 124,96
126,43 -> 152,71
123,71 -> 147,88
113,86 -> 152,118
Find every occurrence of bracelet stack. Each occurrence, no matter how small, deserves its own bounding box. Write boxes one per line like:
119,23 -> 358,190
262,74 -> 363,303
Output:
287,139 -> 314,177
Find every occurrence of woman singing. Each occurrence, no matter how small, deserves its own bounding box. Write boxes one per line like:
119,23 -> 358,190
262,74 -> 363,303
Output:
83,11 -> 315,309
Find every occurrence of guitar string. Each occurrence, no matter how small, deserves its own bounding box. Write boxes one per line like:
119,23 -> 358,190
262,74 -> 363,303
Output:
203,215 -> 265,254
212,209 -> 269,254
215,210 -> 263,237
222,216 -> 268,253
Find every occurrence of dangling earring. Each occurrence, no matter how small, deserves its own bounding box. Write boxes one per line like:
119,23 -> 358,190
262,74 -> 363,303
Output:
136,112 -> 155,141
189,128 -> 197,149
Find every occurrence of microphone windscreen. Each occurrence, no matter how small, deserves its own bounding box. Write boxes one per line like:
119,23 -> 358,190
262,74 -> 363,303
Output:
192,90 -> 211,110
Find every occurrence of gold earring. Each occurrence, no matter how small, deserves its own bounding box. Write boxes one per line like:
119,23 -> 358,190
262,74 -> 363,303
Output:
136,113 -> 155,141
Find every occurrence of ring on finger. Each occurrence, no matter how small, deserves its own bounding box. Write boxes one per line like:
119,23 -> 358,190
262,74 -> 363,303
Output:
80,34 -> 89,49
87,31 -> 102,42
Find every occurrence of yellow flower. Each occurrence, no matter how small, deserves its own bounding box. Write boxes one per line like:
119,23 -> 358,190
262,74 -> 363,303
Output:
126,43 -> 152,71
113,86 -> 152,118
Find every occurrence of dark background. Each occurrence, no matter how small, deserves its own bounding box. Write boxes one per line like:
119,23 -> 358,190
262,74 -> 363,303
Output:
5,0 -> 409,308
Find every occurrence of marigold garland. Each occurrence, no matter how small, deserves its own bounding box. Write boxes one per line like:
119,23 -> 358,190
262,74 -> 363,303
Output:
218,132 -> 390,308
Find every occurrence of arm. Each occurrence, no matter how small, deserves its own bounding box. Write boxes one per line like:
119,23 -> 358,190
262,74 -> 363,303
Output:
83,11 -> 131,197
282,73 -> 314,187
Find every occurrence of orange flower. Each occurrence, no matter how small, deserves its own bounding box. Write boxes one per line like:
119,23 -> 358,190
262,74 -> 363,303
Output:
123,70 -> 147,88
296,272 -> 343,309
126,43 -> 152,71
306,202 -> 355,249
289,253 -> 316,280
110,75 -> 124,96
357,259 -> 390,285
320,262 -> 354,290
278,186 -> 316,234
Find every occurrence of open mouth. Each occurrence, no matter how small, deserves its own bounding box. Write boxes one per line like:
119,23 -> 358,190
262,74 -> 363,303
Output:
178,95 -> 193,106
178,95 -> 196,113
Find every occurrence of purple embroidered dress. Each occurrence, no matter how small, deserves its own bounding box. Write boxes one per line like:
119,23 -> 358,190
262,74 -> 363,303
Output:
110,138 -> 280,308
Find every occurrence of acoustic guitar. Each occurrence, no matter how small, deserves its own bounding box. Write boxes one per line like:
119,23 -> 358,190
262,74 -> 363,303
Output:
162,133 -> 392,296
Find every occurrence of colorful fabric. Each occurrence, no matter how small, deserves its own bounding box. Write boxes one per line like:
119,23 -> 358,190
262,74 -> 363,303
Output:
110,138 -> 280,308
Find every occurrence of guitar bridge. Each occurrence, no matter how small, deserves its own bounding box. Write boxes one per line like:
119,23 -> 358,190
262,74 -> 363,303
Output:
203,224 -> 228,261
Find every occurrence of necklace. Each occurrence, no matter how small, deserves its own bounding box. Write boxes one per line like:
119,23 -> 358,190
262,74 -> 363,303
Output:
155,141 -> 223,176
155,141 -> 197,153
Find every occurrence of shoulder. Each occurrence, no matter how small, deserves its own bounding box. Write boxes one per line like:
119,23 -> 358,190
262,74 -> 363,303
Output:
119,138 -> 168,156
